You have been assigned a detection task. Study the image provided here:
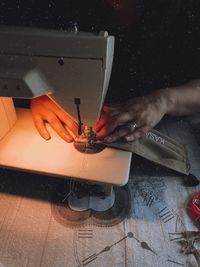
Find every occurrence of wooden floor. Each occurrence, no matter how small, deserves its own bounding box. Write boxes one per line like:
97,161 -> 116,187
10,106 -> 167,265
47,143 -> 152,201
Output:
0,114 -> 200,267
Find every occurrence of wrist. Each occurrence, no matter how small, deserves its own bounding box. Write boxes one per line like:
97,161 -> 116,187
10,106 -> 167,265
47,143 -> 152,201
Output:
154,88 -> 177,115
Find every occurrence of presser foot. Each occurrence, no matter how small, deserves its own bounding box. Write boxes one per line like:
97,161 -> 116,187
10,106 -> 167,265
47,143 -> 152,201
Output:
74,139 -> 106,154
74,127 -> 106,154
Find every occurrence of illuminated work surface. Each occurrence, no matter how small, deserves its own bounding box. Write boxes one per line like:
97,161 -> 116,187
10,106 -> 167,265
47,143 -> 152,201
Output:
0,108 -> 132,185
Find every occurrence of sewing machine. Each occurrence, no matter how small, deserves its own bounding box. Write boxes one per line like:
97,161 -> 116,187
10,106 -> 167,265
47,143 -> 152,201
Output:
0,26 -> 132,208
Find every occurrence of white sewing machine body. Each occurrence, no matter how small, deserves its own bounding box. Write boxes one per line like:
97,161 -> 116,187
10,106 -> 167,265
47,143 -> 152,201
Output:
0,26 -> 132,187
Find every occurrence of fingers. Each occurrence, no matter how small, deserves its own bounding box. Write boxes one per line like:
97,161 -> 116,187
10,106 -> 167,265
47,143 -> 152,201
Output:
47,114 -> 73,143
94,113 -> 113,133
125,126 -> 151,142
103,123 -> 151,143
104,122 -> 139,143
47,98 -> 79,136
102,106 -> 114,113
104,127 -> 130,143
32,114 -> 51,140
95,106 -> 151,142
103,105 -> 121,115
94,105 -> 121,133
56,110 -> 79,137
32,111 -> 74,143
31,96 -> 78,142
95,117 -> 118,138
95,111 -> 132,138
94,94 -> 164,143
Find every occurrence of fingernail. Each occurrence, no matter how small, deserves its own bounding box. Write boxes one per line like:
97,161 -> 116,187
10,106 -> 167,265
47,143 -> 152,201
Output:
44,134 -> 50,140
66,136 -> 73,143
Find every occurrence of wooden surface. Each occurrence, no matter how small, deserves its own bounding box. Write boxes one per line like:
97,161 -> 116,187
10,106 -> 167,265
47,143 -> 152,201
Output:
0,114 -> 200,267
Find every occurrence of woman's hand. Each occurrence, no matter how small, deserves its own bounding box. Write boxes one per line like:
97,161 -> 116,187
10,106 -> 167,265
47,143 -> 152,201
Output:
94,91 -> 169,142
31,95 -> 78,142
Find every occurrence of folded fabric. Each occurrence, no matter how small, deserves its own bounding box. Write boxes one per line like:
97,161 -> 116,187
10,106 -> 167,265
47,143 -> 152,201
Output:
106,129 -> 190,175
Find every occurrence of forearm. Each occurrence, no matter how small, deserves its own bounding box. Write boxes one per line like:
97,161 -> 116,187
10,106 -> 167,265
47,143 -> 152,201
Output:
156,80 -> 200,116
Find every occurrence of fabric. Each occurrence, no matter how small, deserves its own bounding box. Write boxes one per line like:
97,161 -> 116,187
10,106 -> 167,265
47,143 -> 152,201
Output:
107,129 -> 190,175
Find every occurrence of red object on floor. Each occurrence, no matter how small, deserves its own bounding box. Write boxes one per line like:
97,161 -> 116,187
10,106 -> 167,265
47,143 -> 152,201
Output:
191,192 -> 200,218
